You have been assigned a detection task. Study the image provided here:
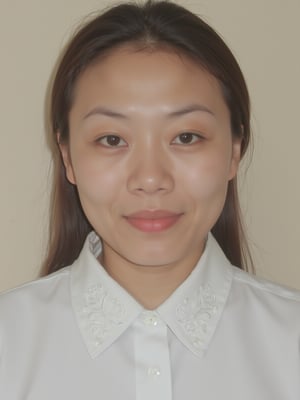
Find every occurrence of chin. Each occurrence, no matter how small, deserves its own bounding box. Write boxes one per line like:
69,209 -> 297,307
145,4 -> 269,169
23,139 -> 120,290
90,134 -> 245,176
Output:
124,249 -> 181,267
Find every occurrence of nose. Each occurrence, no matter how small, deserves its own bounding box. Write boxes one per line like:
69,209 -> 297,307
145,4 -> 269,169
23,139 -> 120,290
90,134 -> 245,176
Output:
127,147 -> 174,195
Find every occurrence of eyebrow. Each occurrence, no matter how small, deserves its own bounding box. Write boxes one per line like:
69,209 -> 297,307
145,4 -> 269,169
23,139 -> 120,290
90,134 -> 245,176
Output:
168,104 -> 215,117
83,104 -> 215,120
83,107 -> 127,120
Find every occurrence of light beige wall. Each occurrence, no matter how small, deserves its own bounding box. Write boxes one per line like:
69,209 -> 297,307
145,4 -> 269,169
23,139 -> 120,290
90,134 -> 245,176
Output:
0,0 -> 299,292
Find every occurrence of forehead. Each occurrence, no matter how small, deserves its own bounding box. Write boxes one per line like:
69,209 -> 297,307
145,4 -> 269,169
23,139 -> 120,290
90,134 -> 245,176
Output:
71,45 -> 228,118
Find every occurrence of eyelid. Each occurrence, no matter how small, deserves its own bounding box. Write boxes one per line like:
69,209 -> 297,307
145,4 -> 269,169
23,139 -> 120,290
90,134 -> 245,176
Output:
96,134 -> 127,147
95,131 -> 205,147
171,131 -> 205,145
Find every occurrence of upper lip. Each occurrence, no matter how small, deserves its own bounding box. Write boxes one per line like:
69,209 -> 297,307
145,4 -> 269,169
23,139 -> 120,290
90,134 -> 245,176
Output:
125,210 -> 182,219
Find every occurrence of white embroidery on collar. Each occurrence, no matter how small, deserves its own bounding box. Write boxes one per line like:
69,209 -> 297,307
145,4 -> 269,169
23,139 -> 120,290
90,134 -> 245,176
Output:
79,283 -> 127,347
176,284 -> 219,349
73,232 -> 232,357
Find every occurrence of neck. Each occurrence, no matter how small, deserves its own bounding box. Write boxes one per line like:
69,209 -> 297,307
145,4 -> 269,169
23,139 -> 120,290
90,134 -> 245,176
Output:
100,248 -> 204,310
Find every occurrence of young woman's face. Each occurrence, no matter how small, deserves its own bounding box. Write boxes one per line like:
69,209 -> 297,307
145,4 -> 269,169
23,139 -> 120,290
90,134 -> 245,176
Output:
61,47 -> 240,270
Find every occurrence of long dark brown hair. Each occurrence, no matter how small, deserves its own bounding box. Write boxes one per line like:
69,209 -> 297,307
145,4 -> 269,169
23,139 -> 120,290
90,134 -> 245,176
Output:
41,0 -> 253,276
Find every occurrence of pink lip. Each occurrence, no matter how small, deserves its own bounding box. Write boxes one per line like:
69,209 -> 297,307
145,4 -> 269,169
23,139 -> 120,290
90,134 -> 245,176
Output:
125,210 -> 183,232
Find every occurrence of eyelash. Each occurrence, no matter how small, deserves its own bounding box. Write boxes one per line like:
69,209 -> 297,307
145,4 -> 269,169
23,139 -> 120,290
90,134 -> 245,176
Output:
96,132 -> 204,147
172,132 -> 204,145
96,135 -> 127,147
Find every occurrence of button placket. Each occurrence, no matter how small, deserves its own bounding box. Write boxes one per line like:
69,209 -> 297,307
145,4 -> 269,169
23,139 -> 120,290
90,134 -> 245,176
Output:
134,314 -> 172,400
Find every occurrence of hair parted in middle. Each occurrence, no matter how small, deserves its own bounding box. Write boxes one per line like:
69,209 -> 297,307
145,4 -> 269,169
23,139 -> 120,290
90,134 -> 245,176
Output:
41,0 -> 253,276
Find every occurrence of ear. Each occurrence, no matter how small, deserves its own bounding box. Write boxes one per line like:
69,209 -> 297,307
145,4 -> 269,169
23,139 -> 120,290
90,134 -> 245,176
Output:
228,137 -> 242,181
57,133 -> 76,185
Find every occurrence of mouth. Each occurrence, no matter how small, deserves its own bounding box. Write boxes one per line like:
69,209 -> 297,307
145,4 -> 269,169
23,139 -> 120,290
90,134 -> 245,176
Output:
124,210 -> 183,233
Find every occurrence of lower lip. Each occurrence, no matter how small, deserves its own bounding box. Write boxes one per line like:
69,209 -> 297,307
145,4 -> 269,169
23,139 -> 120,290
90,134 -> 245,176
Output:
125,215 -> 182,232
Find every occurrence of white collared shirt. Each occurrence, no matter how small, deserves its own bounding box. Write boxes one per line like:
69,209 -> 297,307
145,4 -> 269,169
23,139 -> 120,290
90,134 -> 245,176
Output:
0,232 -> 300,399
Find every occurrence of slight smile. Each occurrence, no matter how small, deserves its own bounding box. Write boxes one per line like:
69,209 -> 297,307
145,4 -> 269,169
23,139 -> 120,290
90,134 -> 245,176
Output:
124,210 -> 184,233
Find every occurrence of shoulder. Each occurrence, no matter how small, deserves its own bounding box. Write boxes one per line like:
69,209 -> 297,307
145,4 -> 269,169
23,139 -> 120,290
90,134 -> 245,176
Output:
0,267 -> 74,377
230,266 -> 300,329
0,267 -> 72,350
232,266 -> 300,303
0,267 -> 71,316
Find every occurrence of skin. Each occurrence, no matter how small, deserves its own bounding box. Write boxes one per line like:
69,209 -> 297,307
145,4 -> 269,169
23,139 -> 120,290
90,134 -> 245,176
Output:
60,46 -> 241,309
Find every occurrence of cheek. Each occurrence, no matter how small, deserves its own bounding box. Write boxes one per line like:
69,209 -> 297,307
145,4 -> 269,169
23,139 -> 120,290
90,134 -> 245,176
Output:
181,151 -> 232,200
71,153 -> 123,207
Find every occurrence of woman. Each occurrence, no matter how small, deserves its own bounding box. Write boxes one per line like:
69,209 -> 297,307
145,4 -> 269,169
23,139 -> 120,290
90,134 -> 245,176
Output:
0,1 -> 299,398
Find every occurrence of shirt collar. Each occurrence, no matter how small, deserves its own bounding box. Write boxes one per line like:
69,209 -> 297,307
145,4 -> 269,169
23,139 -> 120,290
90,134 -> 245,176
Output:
156,233 -> 233,357
71,231 -> 233,359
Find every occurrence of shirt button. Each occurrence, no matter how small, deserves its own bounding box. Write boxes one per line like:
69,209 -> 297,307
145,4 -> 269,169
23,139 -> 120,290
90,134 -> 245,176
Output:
148,367 -> 161,377
142,312 -> 158,326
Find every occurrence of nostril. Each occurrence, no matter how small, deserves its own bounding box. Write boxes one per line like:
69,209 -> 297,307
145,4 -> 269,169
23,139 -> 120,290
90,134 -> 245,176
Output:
127,174 -> 174,195
126,155 -> 175,195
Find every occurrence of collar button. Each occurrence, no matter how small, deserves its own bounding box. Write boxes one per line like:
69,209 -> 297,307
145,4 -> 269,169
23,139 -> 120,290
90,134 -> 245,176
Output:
148,367 -> 161,377
141,311 -> 159,326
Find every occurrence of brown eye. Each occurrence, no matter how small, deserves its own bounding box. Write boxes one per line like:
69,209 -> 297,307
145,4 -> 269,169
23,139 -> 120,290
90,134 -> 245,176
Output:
172,132 -> 203,145
97,135 -> 126,147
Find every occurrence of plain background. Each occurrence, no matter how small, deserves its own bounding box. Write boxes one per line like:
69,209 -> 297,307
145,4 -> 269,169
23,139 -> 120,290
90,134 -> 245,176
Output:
0,0 -> 299,292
